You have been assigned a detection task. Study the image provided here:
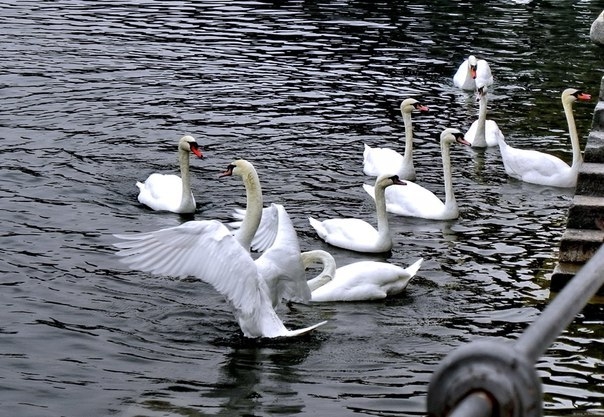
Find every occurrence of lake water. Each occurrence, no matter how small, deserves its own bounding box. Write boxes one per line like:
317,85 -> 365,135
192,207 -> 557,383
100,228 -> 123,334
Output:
1,1 -> 603,416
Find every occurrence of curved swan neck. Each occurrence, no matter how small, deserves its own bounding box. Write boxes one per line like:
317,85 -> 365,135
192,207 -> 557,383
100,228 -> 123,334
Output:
440,140 -> 457,212
178,147 -> 194,211
402,111 -> 414,162
301,250 -> 335,291
236,166 -> 263,251
563,99 -> 582,168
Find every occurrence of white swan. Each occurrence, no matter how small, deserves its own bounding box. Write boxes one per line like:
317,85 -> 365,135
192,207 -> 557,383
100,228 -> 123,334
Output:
465,84 -> 504,148
453,55 -> 493,91
363,98 -> 429,180
114,160 -> 324,339
223,161 -> 311,307
136,135 -> 203,214
308,174 -> 405,253
301,250 -> 423,302
497,88 -> 591,188
363,128 -> 470,220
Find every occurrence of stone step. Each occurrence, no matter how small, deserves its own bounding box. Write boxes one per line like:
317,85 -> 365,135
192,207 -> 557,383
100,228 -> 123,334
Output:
566,194 -> 604,229
558,228 -> 604,263
576,162 -> 604,196
550,261 -> 604,295
584,129 -> 604,163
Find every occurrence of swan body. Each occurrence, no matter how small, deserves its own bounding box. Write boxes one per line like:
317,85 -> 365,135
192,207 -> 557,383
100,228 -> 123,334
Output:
465,84 -> 504,147
301,250 -> 423,302
363,128 -> 470,220
115,159 -> 323,338
497,88 -> 591,188
363,98 -> 429,180
309,174 -> 405,253
453,55 -> 493,91
136,135 -> 203,213
590,10 -> 604,46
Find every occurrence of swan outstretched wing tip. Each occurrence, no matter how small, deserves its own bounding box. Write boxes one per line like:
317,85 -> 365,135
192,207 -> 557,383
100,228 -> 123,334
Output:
284,320 -> 328,337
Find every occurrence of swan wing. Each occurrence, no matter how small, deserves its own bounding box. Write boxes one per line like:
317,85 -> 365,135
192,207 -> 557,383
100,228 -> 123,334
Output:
255,204 -> 311,305
476,59 -> 493,87
363,145 -> 404,177
229,205 -> 280,252
499,143 -> 571,184
114,220 -> 262,315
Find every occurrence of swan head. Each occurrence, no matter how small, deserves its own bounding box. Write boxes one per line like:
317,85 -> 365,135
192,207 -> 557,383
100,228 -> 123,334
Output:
467,55 -> 478,78
562,88 -> 591,105
475,83 -> 488,101
219,159 -> 257,179
179,135 -> 203,158
400,98 -> 429,114
375,173 -> 406,189
441,128 -> 471,147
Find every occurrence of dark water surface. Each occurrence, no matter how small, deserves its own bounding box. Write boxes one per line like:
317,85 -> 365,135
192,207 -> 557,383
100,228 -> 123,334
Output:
1,1 -> 603,416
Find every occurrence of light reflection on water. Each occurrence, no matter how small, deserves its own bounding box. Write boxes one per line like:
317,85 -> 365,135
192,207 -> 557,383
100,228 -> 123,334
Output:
1,1 -> 603,416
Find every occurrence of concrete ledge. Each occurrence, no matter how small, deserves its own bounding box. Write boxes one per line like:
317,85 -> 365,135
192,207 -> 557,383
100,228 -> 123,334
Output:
566,195 -> 604,229
558,228 -> 604,263
584,130 -> 604,163
575,162 -> 604,196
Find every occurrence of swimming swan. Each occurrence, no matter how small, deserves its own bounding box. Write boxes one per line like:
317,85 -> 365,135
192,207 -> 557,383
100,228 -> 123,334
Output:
363,128 -> 470,220
115,160 -> 324,339
136,135 -> 203,213
363,98 -> 429,180
308,174 -> 405,253
465,84 -> 504,148
453,55 -> 493,91
301,249 -> 423,302
497,88 -> 591,188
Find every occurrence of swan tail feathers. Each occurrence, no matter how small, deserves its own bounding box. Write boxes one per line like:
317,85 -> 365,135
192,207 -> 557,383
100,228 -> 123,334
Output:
284,320 -> 328,337
405,258 -> 424,278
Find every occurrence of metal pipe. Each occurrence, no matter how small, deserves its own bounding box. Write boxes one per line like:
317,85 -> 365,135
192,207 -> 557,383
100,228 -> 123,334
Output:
447,392 -> 493,417
514,244 -> 604,363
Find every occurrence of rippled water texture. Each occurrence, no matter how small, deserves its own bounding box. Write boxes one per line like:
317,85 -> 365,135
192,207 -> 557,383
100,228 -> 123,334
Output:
1,1 -> 604,416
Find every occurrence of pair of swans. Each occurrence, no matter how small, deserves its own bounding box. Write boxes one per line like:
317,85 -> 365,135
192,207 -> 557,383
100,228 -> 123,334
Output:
453,55 -> 493,91
497,88 -> 591,188
116,159 -> 325,339
363,128 -> 470,221
136,135 -> 204,214
363,98 -> 429,180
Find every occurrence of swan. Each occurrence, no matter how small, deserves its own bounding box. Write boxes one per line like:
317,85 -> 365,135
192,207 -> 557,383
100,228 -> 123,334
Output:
136,135 -> 203,214
301,249 -> 423,302
590,10 -> 604,46
223,160 -> 311,307
363,128 -> 470,220
496,88 -> 591,188
308,174 -> 405,253
453,55 -> 493,91
114,160 -> 324,339
465,84 -> 504,147
363,98 -> 429,180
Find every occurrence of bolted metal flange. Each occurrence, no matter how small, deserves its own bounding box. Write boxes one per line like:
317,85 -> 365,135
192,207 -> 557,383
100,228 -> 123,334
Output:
426,339 -> 542,417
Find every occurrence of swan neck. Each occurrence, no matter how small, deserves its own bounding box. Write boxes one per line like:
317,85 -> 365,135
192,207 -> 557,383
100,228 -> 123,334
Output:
178,147 -> 193,210
476,94 -> 487,142
441,140 -> 456,210
563,100 -> 582,168
302,250 -> 335,291
402,111 -> 414,161
237,167 -> 263,251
